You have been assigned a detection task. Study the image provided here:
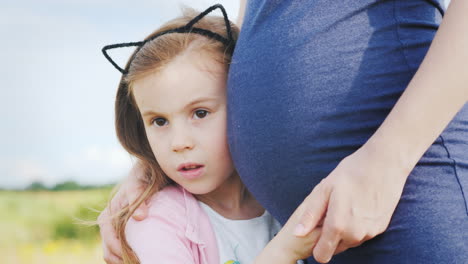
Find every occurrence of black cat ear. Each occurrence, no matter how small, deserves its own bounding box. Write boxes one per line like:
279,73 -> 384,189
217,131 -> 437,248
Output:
102,40 -> 145,74
184,4 -> 234,45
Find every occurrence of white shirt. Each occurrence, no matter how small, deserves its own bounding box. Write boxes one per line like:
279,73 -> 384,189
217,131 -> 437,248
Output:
198,201 -> 281,264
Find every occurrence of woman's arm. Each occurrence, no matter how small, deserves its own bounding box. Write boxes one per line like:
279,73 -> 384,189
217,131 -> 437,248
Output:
294,0 -> 468,263
367,0 -> 468,170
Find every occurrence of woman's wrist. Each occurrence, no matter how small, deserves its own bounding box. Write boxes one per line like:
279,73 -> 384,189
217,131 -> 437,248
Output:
362,132 -> 417,181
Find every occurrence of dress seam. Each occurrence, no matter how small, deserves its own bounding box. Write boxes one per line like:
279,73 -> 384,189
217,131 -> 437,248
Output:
439,135 -> 468,215
392,0 -> 412,72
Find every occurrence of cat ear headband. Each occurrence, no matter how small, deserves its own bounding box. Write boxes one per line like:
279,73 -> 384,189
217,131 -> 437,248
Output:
102,4 -> 235,75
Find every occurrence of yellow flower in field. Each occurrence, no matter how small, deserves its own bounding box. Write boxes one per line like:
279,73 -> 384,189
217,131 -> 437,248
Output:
44,240 -> 59,255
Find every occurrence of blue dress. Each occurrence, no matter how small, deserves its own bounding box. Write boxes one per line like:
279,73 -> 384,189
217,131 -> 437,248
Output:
227,0 -> 468,263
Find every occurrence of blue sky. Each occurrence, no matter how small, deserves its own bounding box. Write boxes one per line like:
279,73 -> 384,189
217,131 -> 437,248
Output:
0,0 -> 239,188
0,0 -> 452,189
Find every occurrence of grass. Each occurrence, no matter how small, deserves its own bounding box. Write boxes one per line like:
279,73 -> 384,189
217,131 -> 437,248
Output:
0,188 -> 114,264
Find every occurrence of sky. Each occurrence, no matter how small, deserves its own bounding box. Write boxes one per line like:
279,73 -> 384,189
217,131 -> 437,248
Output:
0,0 -> 240,189
0,0 -> 452,189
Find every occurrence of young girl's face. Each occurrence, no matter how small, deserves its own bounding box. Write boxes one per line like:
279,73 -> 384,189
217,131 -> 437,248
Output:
132,51 -> 235,195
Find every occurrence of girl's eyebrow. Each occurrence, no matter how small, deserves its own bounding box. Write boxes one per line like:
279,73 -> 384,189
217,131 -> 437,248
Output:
141,96 -> 219,117
185,96 -> 218,109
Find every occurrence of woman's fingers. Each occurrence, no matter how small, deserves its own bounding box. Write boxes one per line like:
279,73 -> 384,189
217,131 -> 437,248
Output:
333,242 -> 348,256
312,191 -> 345,263
333,239 -> 361,256
293,181 -> 331,237
290,145 -> 408,262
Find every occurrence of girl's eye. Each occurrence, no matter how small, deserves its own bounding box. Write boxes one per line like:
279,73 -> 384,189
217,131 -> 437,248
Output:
194,109 -> 209,119
152,117 -> 168,127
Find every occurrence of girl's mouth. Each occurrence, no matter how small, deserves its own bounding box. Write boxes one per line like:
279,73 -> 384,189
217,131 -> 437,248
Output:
177,163 -> 205,179
180,165 -> 203,171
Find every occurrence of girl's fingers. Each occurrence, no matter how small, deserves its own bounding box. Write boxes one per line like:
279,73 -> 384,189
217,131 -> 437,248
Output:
103,247 -> 123,264
132,199 -> 149,220
98,207 -> 123,263
107,232 -> 123,258
101,231 -> 123,264
102,238 -> 122,263
294,182 -> 331,237
107,187 -> 127,215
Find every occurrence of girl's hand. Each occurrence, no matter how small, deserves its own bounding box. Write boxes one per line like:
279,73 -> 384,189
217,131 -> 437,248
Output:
275,208 -> 323,262
98,163 -> 149,264
254,201 -> 323,264
293,142 -> 411,263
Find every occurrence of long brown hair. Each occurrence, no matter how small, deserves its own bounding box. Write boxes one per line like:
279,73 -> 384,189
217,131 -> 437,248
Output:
111,8 -> 239,264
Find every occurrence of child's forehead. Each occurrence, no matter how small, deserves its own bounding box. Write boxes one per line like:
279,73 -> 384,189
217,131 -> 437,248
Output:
148,56 -> 225,88
168,50 -> 226,75
132,54 -> 227,111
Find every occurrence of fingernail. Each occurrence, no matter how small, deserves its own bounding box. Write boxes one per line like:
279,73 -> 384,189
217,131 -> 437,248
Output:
294,224 -> 305,236
133,209 -> 143,219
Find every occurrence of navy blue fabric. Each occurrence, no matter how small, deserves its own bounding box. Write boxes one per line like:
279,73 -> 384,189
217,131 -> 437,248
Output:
227,0 -> 468,262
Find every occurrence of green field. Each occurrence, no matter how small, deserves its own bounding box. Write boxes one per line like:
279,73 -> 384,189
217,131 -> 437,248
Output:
0,188 -> 114,264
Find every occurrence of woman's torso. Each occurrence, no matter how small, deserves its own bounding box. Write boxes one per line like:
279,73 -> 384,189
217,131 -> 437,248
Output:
227,0 -> 468,230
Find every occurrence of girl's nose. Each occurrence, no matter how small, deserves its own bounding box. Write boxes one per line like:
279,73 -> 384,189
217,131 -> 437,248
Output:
171,129 -> 194,152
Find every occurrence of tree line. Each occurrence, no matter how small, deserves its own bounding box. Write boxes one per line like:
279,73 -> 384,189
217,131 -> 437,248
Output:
23,180 -> 115,191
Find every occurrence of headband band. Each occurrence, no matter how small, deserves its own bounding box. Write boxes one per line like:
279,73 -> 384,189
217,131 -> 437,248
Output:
102,4 -> 235,75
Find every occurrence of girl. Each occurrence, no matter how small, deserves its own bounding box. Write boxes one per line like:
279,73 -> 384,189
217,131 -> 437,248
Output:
102,5 -> 320,264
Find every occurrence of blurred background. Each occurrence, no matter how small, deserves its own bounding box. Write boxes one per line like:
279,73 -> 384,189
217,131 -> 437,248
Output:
0,0 -> 452,263
0,0 -> 239,263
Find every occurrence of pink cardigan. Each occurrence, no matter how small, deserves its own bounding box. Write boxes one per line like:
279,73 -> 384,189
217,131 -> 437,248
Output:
125,185 -> 219,264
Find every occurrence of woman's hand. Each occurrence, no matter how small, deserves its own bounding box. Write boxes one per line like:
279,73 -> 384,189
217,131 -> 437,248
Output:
293,142 -> 412,263
98,162 -> 149,264
292,1 -> 468,261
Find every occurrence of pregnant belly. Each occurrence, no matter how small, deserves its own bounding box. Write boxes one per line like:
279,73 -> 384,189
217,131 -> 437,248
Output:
227,43 -> 419,224
226,0 -> 442,223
